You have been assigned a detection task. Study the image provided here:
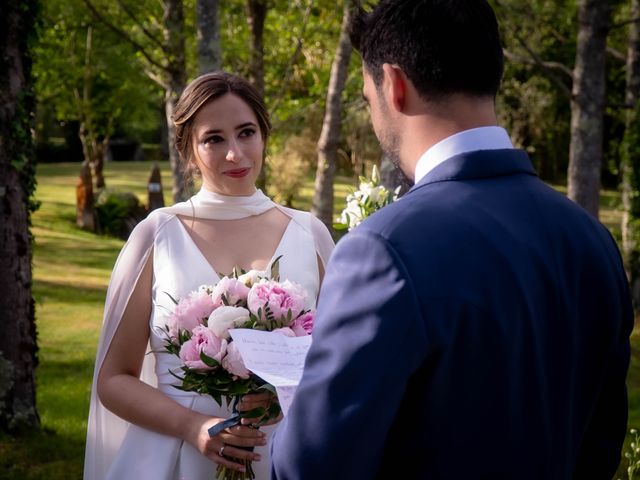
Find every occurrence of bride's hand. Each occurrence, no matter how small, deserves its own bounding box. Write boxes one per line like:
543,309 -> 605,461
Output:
189,415 -> 267,472
238,392 -> 283,426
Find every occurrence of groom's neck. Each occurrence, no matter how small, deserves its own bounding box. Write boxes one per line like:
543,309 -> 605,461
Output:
400,94 -> 499,173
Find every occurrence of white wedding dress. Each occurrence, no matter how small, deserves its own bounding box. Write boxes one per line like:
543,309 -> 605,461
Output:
83,189 -> 334,480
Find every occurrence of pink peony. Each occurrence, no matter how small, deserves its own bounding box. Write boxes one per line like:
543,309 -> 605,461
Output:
211,277 -> 250,306
291,311 -> 314,336
168,289 -> 217,337
221,341 -> 250,379
179,325 -> 227,370
247,279 -> 307,326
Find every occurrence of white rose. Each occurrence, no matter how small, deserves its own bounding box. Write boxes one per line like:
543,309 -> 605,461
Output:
237,269 -> 264,287
207,306 -> 250,340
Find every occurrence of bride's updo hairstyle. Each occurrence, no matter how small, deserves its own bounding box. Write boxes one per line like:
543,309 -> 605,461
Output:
172,72 -> 272,176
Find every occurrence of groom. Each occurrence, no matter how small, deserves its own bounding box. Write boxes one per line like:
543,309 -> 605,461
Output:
271,0 -> 633,478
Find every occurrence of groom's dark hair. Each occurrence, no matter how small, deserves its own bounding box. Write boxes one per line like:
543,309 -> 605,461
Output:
349,0 -> 504,101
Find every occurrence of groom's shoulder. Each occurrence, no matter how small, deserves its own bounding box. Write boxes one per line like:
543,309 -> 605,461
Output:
357,188 -> 447,240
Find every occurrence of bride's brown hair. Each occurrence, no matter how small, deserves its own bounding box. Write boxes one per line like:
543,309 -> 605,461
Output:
172,72 -> 272,178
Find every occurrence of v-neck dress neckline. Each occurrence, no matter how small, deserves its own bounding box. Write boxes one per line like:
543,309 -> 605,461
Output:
173,216 -> 294,281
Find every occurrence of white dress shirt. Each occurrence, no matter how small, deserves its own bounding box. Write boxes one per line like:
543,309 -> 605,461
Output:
414,126 -> 514,184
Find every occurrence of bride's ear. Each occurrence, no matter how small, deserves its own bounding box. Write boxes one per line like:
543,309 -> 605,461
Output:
381,63 -> 407,113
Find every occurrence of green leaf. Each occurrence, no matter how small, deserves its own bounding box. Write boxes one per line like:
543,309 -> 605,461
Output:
333,222 -> 348,230
164,291 -> 179,305
239,407 -> 266,419
270,255 -> 283,281
199,351 -> 220,368
221,293 -> 230,306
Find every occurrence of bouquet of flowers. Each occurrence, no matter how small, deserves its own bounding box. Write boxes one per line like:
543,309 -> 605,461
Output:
334,165 -> 400,231
159,257 -> 314,479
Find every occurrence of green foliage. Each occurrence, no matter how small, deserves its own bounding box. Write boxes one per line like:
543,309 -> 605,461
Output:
267,133 -> 316,206
33,0 -> 162,145
95,189 -> 146,239
492,0 -> 576,183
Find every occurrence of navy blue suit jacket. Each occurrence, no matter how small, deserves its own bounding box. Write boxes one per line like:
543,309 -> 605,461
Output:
271,149 -> 633,479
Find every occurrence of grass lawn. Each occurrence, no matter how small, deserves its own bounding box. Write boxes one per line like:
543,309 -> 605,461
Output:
0,160 -> 635,479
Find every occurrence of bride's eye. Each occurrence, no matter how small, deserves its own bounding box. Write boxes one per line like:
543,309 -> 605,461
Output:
239,128 -> 256,138
203,135 -> 223,145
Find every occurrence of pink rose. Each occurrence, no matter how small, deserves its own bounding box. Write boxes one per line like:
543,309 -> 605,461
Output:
211,277 -> 250,306
179,325 -> 227,370
247,280 -> 307,326
291,311 -> 314,336
168,289 -> 217,337
222,342 -> 250,379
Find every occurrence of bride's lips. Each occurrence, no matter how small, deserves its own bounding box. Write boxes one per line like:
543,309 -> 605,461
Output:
223,168 -> 251,178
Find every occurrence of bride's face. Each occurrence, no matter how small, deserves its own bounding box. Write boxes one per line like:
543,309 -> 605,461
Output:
191,93 -> 264,196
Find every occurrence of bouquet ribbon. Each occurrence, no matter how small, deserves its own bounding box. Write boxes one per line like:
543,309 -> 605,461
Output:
208,413 -> 241,438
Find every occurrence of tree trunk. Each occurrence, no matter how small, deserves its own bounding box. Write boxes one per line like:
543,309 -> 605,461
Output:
621,0 -> 640,305
76,161 -> 96,231
78,121 -> 107,191
567,0 -> 613,218
148,161 -> 165,211
76,26 -> 108,192
246,0 -> 267,97
247,0 -> 268,191
92,138 -> 107,190
196,0 -> 222,74
164,0 -> 189,203
0,0 -> 40,433
311,1 -> 354,230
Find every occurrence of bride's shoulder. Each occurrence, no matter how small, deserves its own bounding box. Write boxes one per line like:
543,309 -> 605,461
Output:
126,208 -> 178,245
276,206 -> 333,242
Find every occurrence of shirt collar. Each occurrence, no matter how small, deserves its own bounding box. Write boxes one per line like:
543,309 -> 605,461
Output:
414,126 -> 514,184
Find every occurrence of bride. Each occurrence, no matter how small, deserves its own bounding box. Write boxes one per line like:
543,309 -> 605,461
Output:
83,72 -> 334,479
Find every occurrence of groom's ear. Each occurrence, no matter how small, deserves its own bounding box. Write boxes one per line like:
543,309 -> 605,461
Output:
382,63 -> 407,113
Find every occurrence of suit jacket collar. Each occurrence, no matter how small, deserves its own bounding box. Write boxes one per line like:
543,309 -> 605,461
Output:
407,149 -> 537,195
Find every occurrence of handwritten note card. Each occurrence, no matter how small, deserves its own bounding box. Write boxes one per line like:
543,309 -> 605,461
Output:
228,329 -> 312,416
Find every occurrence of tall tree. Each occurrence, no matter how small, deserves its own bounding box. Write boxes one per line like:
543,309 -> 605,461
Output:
75,26 -> 108,192
0,0 -> 40,432
197,0 -> 222,74
84,0 -> 189,202
311,0 -> 354,229
34,0 -> 158,174
567,0 -> 615,217
247,0 -> 267,97
621,0 -> 640,304
495,0 -> 621,219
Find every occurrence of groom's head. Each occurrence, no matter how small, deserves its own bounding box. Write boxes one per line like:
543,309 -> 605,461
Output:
349,0 -> 504,102
350,0 -> 504,180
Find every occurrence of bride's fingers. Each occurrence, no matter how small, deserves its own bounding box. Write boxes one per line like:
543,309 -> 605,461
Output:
223,425 -> 267,442
218,445 -> 263,463
237,392 -> 273,410
253,411 -> 282,426
211,446 -> 257,472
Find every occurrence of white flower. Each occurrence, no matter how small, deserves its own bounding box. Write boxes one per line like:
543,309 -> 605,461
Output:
207,306 -> 250,340
335,164 -> 399,231
237,269 -> 264,287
